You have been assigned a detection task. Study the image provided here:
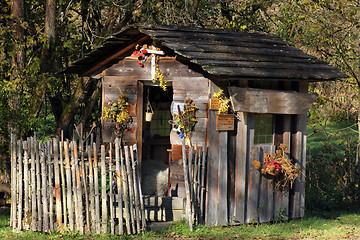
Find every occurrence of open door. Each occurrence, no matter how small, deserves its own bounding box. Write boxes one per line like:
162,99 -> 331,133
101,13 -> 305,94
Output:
141,83 -> 173,196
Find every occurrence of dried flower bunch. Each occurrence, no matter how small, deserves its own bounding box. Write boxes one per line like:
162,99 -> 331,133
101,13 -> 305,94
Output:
252,144 -> 301,188
213,89 -> 231,114
102,90 -> 133,139
173,98 -> 198,145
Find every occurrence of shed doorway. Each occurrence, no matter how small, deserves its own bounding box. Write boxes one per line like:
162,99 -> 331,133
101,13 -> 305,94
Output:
141,83 -> 173,196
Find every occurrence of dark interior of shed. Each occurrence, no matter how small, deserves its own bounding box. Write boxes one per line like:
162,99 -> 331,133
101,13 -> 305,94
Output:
141,84 -> 173,196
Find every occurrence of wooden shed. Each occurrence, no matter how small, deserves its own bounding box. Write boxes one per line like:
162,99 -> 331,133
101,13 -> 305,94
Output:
64,25 -> 347,226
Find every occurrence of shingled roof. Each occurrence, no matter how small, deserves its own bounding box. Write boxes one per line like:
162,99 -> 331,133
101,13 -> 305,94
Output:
64,24 -> 348,81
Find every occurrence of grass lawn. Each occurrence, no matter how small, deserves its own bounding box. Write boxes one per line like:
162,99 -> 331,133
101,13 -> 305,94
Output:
1,205 -> 360,239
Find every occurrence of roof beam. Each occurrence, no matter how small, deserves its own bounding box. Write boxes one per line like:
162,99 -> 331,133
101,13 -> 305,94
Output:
82,35 -> 150,76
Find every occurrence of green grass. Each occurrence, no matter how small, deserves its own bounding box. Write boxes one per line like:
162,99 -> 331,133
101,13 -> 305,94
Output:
307,121 -> 358,159
1,205 -> 360,239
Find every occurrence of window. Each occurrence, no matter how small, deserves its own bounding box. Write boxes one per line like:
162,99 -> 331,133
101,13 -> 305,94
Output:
254,114 -> 273,144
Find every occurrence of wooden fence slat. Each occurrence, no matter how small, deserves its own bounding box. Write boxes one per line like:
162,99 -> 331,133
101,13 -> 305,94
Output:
30,137 -> 37,231
182,138 -> 193,231
17,140 -> 23,230
247,145 -> 260,223
133,144 -> 146,230
188,146 -> 194,223
101,145 -> 107,234
124,146 -> 136,234
200,147 -> 206,224
35,141 -> 42,231
70,142 -> 79,231
80,140 -> 90,234
109,143 -> 115,235
93,143 -> 100,233
59,141 -> 67,227
87,144 -> 95,233
53,139 -> 62,231
64,141 -> 74,231
121,145 -> 131,235
115,139 -> 124,234
74,141 -> 84,234
23,141 -> 30,230
10,135 -> 17,228
41,143 -> 49,232
47,141 -> 54,232
217,132 -> 228,226
130,145 -> 141,233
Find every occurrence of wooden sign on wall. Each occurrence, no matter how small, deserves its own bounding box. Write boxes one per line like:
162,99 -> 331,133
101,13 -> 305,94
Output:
216,114 -> 235,131
209,99 -> 220,110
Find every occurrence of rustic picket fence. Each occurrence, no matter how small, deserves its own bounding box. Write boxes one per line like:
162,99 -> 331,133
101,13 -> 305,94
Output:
10,134 -> 146,235
181,139 -> 207,231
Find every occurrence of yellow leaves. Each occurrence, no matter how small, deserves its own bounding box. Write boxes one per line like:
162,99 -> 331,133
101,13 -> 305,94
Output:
213,89 -> 231,114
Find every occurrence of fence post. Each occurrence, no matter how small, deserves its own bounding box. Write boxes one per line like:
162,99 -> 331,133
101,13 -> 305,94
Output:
101,145 -> 107,234
54,139 -> 62,231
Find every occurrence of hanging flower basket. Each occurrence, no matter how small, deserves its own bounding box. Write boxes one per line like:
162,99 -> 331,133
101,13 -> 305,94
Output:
252,144 -> 301,188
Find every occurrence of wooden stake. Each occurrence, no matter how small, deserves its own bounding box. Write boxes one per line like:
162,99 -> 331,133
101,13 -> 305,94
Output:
93,143 -> 100,233
73,141 -> 84,234
109,143 -> 115,234
59,140 -> 67,227
30,137 -> 37,231
121,145 -> 131,235
79,140 -> 90,234
53,139 -> 62,230
124,146 -> 136,233
87,144 -> 95,233
35,141 -> 42,231
130,145 -> 141,233
182,138 -> 193,231
10,134 -> 17,229
23,141 -> 30,230
200,147 -> 207,224
115,139 -> 124,234
101,145 -> 107,234
64,141 -> 74,231
133,144 -> 146,230
41,143 -> 49,232
47,141 -> 54,232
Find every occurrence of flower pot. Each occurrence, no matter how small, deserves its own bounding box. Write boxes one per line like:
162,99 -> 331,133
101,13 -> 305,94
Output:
145,101 -> 154,122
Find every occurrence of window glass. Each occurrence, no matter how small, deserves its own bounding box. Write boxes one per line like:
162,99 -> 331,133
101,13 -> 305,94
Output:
254,114 -> 273,144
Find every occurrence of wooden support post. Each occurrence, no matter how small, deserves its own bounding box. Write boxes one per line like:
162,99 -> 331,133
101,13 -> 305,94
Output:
200,147 -> 206,224
70,142 -> 79,231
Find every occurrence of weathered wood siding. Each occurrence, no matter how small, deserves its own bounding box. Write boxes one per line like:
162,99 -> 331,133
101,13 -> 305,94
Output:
206,80 -> 308,226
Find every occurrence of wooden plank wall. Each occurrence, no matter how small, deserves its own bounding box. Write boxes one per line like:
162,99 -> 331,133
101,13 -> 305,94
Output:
102,76 -> 138,143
